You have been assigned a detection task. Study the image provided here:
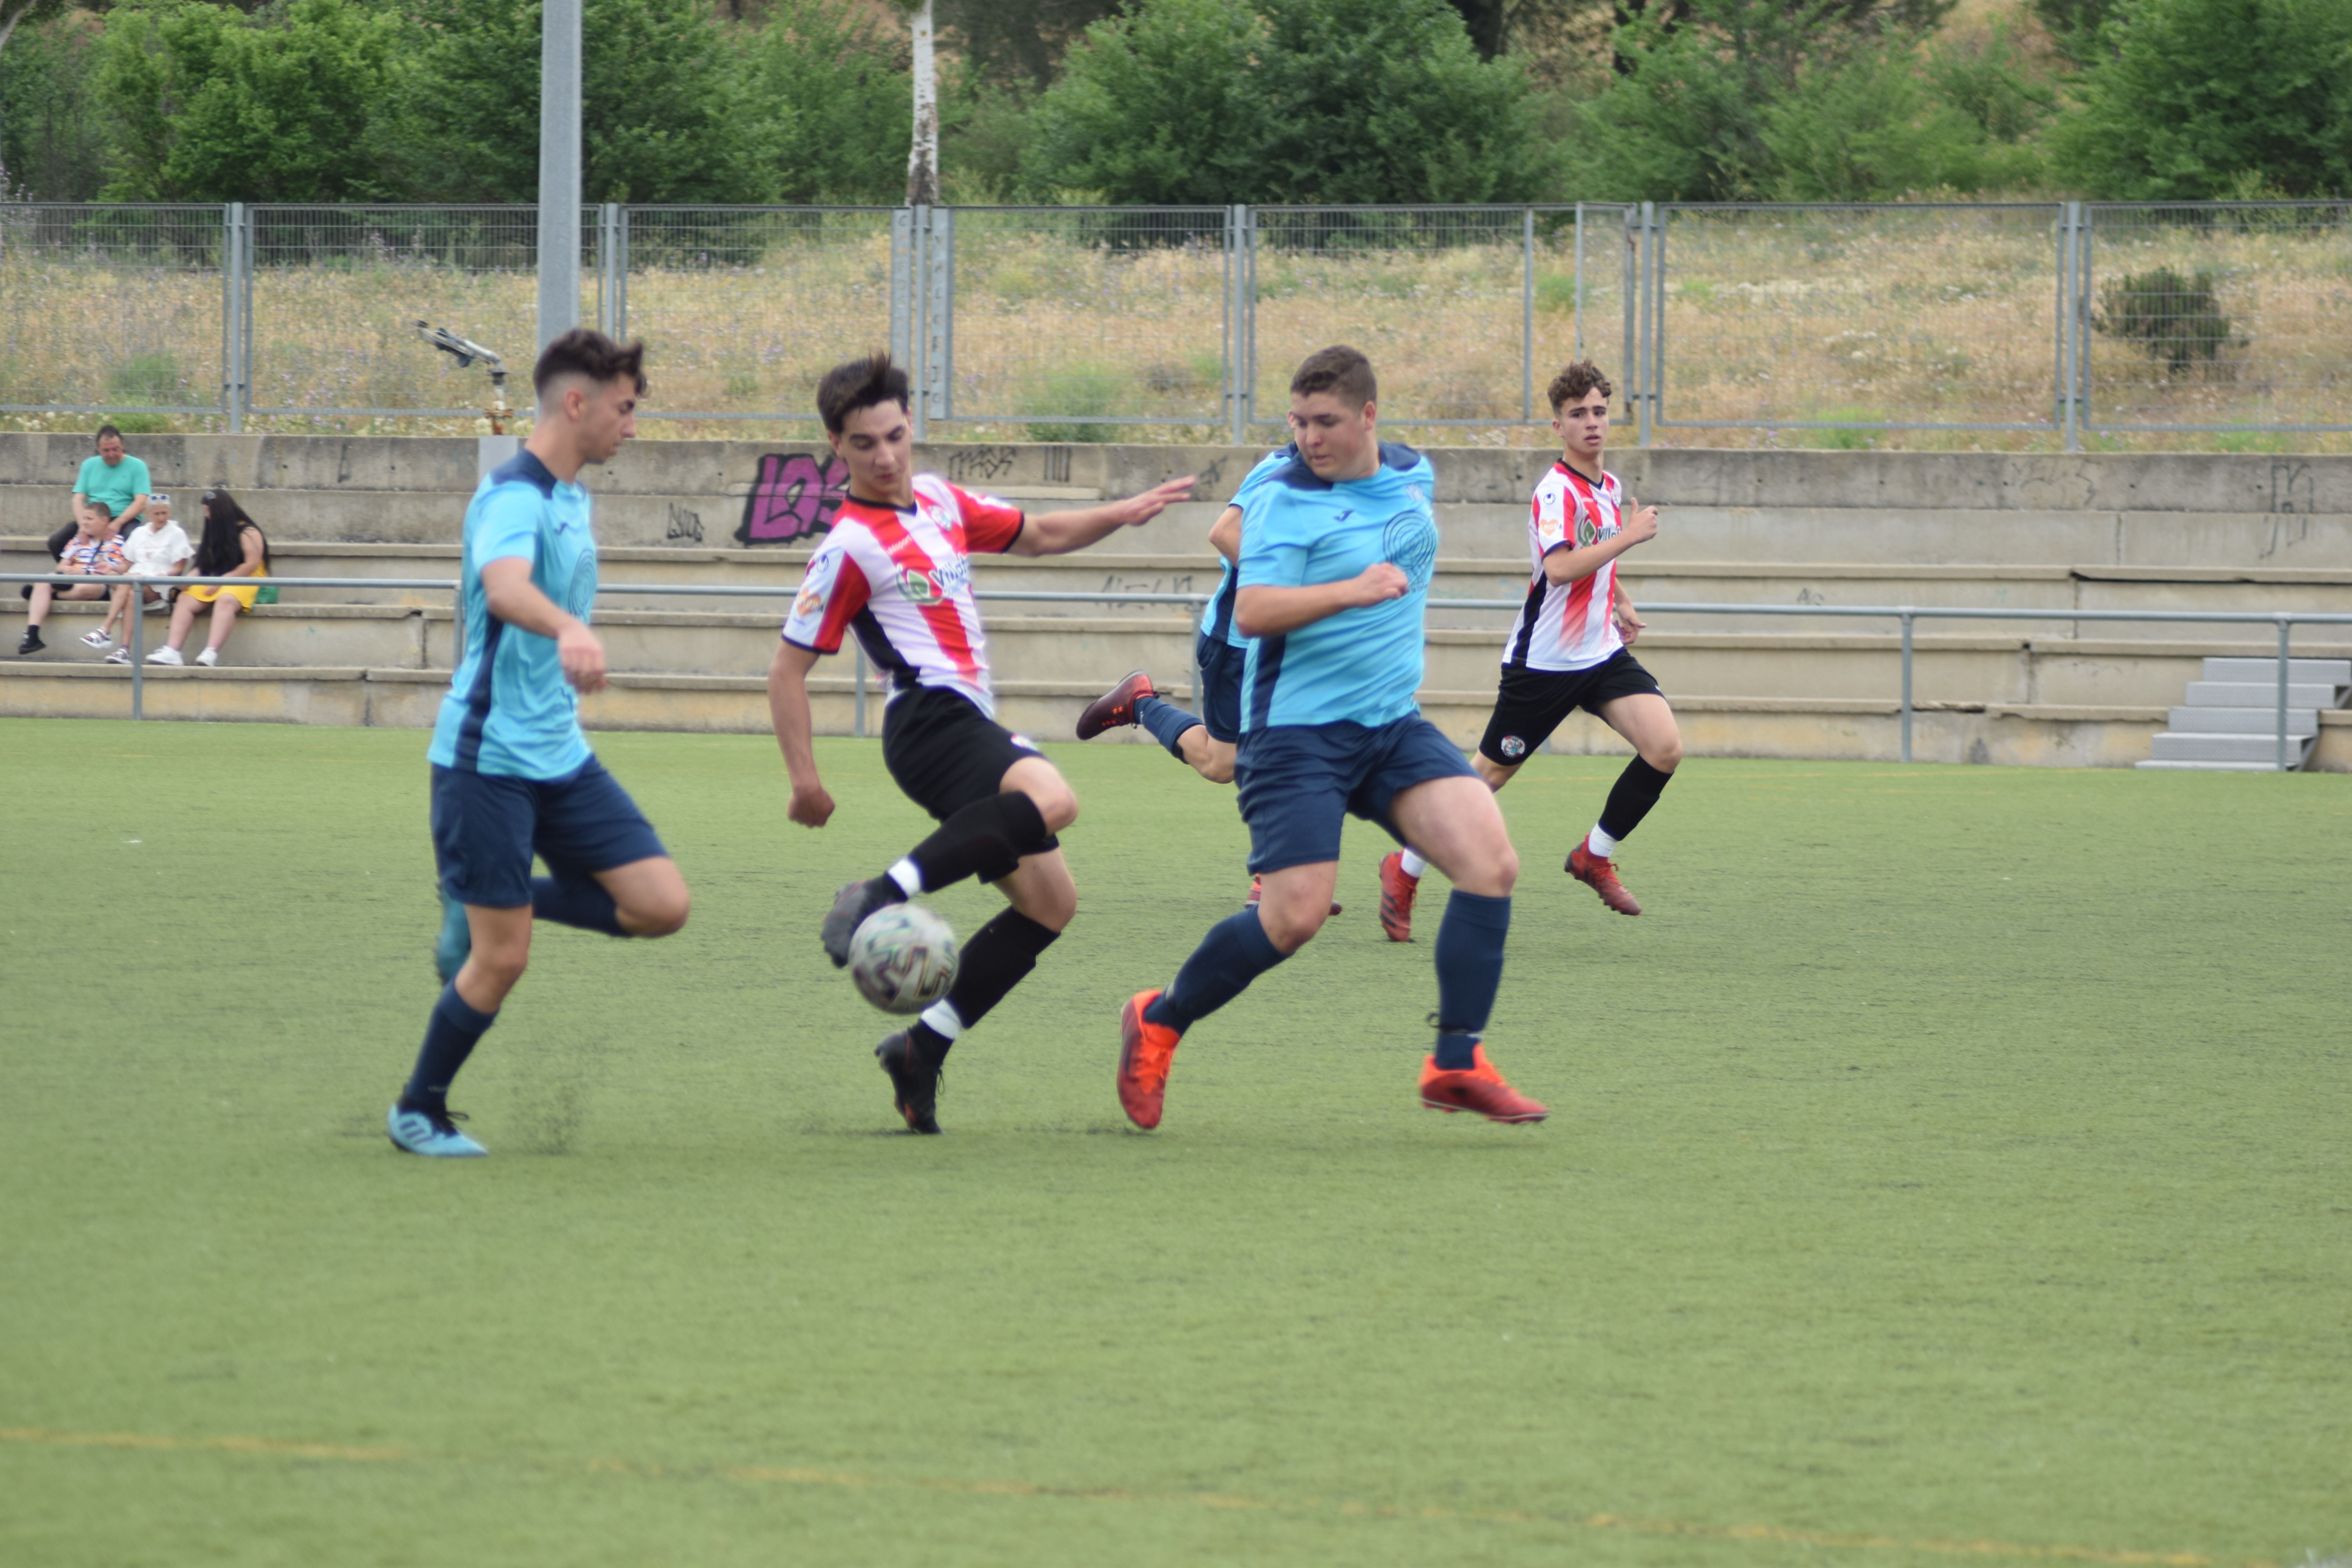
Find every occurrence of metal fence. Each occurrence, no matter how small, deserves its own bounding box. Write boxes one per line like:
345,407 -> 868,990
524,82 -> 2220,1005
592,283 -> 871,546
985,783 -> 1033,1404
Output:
4,200 -> 2346,445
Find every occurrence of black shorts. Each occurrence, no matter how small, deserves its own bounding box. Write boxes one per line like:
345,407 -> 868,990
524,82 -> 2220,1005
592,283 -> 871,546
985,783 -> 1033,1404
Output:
882,684 -> 1063,845
1194,633 -> 1246,746
1476,650 -> 1664,767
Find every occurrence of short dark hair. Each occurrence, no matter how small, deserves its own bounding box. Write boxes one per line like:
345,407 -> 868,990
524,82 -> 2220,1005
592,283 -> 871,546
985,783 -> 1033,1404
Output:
1290,345 -> 1376,409
94,424 -> 122,445
533,328 -> 648,397
817,352 -> 911,434
1547,361 -> 1613,412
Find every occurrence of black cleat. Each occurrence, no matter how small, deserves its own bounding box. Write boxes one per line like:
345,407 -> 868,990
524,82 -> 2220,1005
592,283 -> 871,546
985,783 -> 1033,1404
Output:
1076,669 -> 1156,740
876,1031 -> 943,1134
822,877 -> 904,967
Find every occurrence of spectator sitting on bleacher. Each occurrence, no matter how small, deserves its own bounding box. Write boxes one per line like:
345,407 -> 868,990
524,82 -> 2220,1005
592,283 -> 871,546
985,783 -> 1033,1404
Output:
90,492 -> 193,663
149,488 -> 270,668
17,503 -> 129,655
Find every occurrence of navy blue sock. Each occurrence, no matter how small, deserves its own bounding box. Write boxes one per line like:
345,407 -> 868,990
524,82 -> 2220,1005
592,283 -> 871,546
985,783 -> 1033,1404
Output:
1134,695 -> 1203,760
1145,907 -> 1288,1034
1432,890 -> 1512,1069
401,982 -> 498,1112
532,874 -> 627,936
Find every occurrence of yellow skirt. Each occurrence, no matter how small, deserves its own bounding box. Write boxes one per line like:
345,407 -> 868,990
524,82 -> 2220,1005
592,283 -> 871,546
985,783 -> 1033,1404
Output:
183,565 -> 267,611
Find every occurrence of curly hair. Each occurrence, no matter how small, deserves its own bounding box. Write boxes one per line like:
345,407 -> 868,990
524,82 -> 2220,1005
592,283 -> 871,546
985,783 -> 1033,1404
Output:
1546,361 -> 1614,412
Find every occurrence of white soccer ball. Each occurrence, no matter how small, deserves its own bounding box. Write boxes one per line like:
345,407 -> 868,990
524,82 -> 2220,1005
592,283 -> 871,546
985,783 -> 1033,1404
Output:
847,902 -> 960,1014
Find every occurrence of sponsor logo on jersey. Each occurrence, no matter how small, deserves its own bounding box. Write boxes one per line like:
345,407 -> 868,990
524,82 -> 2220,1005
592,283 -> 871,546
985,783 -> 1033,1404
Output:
897,553 -> 971,604
791,581 -> 827,620
1575,515 -> 1599,548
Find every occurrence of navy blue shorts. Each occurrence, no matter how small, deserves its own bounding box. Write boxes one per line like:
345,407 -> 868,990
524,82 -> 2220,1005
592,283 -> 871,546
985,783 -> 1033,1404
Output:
430,757 -> 668,908
1194,633 -> 1245,746
1233,714 -> 1474,875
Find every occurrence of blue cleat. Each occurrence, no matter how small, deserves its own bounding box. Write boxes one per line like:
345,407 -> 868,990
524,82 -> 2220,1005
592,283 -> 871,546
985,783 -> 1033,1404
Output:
433,885 -> 472,983
387,1103 -> 487,1158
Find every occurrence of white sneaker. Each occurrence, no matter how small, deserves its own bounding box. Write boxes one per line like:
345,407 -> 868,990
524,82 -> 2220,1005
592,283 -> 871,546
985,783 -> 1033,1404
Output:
80,629 -> 111,648
194,648 -> 219,667
105,646 -> 130,665
146,647 -> 183,665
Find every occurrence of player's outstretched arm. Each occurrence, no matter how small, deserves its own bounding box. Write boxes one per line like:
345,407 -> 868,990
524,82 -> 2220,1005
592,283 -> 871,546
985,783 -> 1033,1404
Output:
766,640 -> 835,828
1234,563 -> 1408,639
1007,475 -> 1198,557
1543,498 -> 1658,586
480,556 -> 606,692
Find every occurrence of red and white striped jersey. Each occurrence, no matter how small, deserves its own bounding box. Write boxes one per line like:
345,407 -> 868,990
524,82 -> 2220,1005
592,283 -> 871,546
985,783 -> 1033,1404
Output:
780,473 -> 1026,718
1504,461 -> 1624,672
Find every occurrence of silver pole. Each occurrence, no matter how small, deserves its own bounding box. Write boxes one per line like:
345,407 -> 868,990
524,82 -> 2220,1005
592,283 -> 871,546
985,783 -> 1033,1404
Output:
1620,208 -> 1636,425
2276,616 -> 2292,772
909,204 -> 929,441
535,0 -> 583,357
1637,203 -> 1654,448
1521,207 -> 1535,422
1572,202 -> 1584,362
130,590 -> 145,719
1899,610 -> 1914,763
854,642 -> 868,739
2061,202 -> 2082,454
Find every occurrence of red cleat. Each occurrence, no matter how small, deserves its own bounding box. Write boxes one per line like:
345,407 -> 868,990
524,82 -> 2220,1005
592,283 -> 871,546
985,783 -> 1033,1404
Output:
1377,850 -> 1419,942
1246,876 -> 1342,917
1419,1046 -> 1548,1123
1077,669 -> 1156,740
1567,840 -> 1642,916
1118,989 -> 1182,1130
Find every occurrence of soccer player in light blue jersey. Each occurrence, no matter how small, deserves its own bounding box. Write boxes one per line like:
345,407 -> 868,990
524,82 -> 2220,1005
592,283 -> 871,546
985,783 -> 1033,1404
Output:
386,330 -> 691,1158
1116,347 -> 1547,1129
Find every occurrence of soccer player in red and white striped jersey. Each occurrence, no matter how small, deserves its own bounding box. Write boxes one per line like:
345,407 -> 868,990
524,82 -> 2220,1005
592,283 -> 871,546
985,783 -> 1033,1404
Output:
1379,361 -> 1683,936
766,354 -> 1194,1133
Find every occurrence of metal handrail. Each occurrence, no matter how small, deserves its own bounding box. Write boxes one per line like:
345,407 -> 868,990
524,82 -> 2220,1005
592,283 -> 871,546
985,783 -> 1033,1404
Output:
9,573 -> 2349,769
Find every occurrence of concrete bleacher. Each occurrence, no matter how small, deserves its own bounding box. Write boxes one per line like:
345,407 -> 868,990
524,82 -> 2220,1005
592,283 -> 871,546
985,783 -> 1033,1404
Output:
5,435 -> 2350,768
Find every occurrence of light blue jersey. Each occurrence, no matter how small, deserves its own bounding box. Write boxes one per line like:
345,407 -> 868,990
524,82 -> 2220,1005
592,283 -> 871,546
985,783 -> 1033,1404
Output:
1199,444 -> 1296,649
1237,442 -> 1438,732
428,450 -> 598,780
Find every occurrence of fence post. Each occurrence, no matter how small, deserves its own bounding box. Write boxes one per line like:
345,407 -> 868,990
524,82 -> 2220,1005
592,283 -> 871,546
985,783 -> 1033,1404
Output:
889,207 -> 915,376
2276,616 -> 2292,772
1636,202 -> 1655,447
1572,202 -> 1585,361
222,203 -> 247,433
2060,201 -> 2083,453
596,203 -> 621,337
906,205 -> 928,440
922,206 -> 954,432
1521,207 -> 1535,422
1899,611 -> 1915,763
1225,203 -> 1245,446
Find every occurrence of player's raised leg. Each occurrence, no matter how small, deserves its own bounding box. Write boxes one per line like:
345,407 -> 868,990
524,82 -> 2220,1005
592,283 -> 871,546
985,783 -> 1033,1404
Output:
1386,775 -> 1545,1123
1569,691 -> 1682,916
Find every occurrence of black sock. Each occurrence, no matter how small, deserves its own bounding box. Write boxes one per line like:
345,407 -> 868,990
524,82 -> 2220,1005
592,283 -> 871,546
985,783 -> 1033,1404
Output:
1432,890 -> 1511,1069
401,982 -> 497,1112
1597,757 -> 1675,844
906,791 -> 1054,891
531,874 -> 627,936
915,909 -> 1062,1061
1146,908 -> 1287,1034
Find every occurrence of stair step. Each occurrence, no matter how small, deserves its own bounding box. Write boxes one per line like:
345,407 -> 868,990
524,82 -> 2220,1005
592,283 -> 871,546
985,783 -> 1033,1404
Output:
2203,657 -> 2352,685
2182,681 -> 2343,708
2133,759 -> 2287,771
2165,706 -> 2319,736
2148,731 -> 2316,763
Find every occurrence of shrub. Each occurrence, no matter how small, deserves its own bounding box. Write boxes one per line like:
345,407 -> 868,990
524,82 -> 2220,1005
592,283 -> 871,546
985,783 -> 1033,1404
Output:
2092,267 -> 2234,375
1026,362 -> 1124,443
107,350 -> 184,408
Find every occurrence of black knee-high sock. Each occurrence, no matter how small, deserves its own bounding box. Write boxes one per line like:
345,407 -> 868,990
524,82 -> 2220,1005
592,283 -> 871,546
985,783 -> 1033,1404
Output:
1145,908 -> 1288,1033
1432,891 -> 1511,1069
1597,757 -> 1675,844
909,909 -> 1061,1062
904,791 -> 1054,891
401,982 -> 497,1112
532,874 -> 626,936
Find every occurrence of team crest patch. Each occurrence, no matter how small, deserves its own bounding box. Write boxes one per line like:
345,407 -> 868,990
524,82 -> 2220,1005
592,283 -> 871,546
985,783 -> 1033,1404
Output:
1499,735 -> 1527,760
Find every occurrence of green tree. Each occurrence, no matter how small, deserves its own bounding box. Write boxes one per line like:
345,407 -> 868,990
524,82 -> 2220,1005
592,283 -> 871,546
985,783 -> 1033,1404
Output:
1022,0 -> 1550,204
1761,37 -> 2041,199
2048,0 -> 2352,198
0,7 -> 107,198
385,0 -> 780,203
746,0 -> 907,202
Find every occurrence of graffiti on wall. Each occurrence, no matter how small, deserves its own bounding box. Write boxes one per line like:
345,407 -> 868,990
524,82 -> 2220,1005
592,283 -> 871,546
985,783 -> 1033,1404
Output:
737,452 -> 852,546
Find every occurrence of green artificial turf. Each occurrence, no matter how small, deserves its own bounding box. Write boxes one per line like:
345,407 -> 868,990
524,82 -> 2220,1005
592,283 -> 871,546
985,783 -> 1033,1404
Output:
1,718 -> 2347,1568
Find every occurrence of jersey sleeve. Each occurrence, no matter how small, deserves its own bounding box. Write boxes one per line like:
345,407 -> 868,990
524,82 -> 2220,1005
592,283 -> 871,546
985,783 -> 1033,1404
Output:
470,486 -> 542,568
949,485 -> 1025,554
124,457 -> 151,495
781,538 -> 871,654
1533,481 -> 1571,555
1236,489 -> 1313,589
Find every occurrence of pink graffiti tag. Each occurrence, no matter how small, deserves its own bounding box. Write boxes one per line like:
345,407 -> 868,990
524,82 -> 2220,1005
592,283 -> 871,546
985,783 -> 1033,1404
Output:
737,452 -> 851,545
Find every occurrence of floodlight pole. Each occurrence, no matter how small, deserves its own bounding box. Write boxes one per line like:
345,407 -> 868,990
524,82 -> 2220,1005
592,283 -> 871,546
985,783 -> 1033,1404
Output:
536,0 -> 583,366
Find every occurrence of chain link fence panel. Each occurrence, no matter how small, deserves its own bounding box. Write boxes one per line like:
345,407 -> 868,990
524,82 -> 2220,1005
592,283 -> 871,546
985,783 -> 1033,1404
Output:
0,204 -> 225,416
2082,201 -> 2352,434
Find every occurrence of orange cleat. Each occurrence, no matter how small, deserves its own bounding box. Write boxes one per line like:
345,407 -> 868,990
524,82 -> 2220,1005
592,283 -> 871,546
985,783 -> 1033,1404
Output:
1118,989 -> 1182,1130
1377,850 -> 1419,942
1419,1046 -> 1548,1123
1245,876 -> 1343,917
1566,840 -> 1642,916
1077,669 -> 1156,740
